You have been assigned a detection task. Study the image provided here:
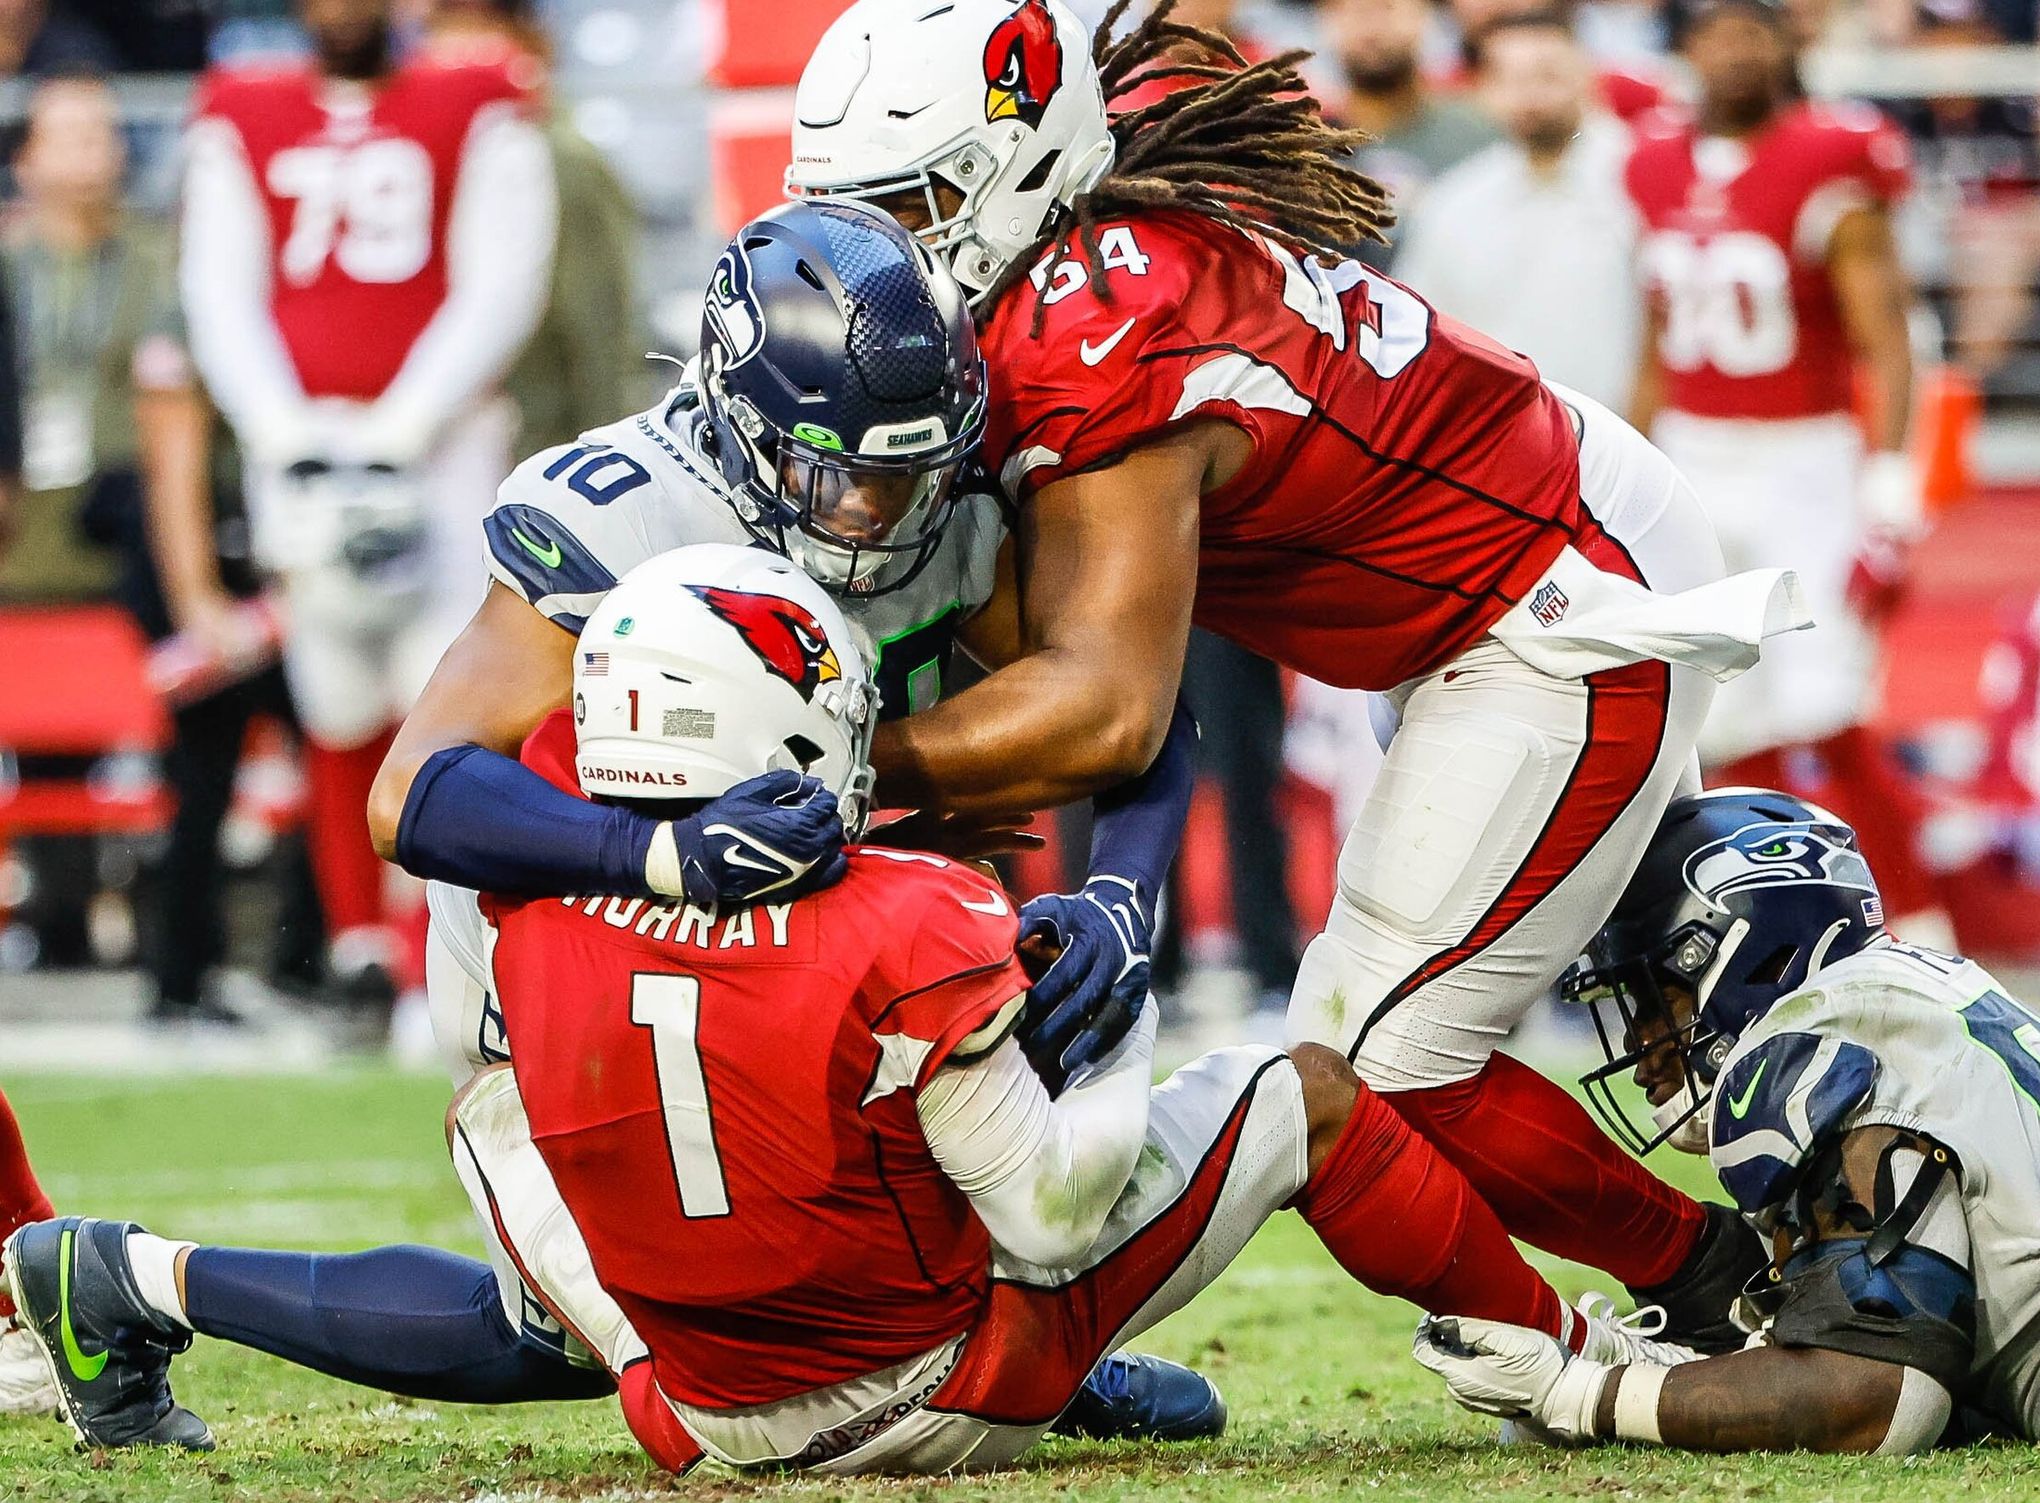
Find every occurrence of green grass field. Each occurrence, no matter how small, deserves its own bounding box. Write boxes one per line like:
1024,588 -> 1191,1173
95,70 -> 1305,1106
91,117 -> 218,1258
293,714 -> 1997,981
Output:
4,1067 -> 2039,1502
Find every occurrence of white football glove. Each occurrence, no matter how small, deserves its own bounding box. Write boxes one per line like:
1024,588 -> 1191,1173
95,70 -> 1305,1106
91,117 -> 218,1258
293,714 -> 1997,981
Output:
1412,1316 -> 1610,1445
1858,449 -> 1926,537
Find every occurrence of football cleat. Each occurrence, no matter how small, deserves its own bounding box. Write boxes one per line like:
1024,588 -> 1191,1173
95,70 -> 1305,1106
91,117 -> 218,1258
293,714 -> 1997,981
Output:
0,1310 -> 58,1417
4,1218 -> 213,1450
1052,1351 -> 1226,1442
1573,1292 -> 1700,1369
1626,1202 -> 1770,1353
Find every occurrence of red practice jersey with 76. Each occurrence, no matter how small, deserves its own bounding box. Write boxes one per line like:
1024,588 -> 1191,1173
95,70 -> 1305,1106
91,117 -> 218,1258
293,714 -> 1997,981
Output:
485,717 -> 1030,1409
981,209 -> 1625,692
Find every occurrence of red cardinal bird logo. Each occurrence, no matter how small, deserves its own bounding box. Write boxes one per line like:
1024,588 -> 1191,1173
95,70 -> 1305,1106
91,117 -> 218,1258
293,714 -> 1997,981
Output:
691,586 -> 843,704
983,0 -> 1063,128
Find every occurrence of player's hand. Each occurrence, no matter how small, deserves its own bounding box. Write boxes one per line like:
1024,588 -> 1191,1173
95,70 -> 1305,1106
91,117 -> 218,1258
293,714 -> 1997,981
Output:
1411,1315 -> 1607,1444
1846,525 -> 1914,625
1014,875 -> 1152,1097
662,770 -> 848,907
868,807 -> 1047,862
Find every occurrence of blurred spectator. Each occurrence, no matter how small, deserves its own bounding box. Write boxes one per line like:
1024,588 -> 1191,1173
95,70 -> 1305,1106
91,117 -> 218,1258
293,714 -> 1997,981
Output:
1396,13 -> 1642,406
1626,0 -> 1951,940
0,0 -> 212,76
1440,0 -> 1670,119
420,0 -> 645,452
0,75 -> 234,984
1321,0 -> 1499,264
0,74 -> 144,606
180,0 -> 556,1019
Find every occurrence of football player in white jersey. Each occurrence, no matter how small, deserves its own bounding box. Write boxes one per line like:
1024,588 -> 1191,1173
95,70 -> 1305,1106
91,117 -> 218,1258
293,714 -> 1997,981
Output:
1417,788 -> 2036,1453
0,203 -> 1209,1453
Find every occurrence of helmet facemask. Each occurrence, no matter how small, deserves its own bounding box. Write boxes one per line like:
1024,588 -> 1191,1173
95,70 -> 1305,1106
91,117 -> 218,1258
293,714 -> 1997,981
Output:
704,359 -> 981,598
1566,920 -> 1744,1157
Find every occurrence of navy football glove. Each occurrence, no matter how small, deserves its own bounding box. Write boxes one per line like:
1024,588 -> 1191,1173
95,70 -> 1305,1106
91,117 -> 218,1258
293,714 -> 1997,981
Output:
665,769 -> 848,907
1016,875 -> 1152,1096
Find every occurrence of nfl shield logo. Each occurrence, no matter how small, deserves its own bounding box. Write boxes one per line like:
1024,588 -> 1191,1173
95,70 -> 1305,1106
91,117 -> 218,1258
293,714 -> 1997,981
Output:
1530,582 -> 1570,627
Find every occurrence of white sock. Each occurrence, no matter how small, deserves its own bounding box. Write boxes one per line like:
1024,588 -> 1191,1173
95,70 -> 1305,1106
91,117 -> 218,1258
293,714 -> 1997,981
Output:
124,1233 -> 196,1331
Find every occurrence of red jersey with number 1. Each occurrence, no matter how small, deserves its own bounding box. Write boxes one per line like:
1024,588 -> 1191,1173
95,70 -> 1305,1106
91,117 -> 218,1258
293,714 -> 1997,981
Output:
190,58 -> 533,400
485,713 -> 1029,1409
982,211 -> 1594,692
1626,101 -> 1911,421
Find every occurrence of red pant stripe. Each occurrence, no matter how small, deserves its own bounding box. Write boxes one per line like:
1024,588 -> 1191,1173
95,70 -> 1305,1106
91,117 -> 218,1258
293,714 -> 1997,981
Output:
921,1058 -> 1281,1428
1354,654 -> 1673,1061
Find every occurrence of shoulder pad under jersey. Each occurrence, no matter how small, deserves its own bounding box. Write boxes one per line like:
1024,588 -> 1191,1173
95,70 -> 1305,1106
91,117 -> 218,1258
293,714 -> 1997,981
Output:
1711,1023 -> 1880,1216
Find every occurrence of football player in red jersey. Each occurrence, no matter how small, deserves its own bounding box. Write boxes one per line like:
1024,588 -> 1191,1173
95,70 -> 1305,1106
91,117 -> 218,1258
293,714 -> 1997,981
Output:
15,546 -> 1699,1466
180,0 -> 557,1007
1625,0 -> 1949,941
449,546 -> 1693,1473
782,0 -> 1810,1344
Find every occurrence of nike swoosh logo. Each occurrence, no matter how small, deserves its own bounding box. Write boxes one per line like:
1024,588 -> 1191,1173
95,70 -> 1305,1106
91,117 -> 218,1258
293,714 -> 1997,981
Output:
511,527 -> 562,569
1080,318 -> 1137,367
58,1227 -> 107,1384
720,843 -> 782,876
960,891 -> 1009,917
1726,1057 -> 1769,1120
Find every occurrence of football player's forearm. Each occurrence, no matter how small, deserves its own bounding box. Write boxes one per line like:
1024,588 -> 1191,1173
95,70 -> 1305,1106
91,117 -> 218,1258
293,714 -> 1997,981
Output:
919,1010 -> 1156,1267
1832,209 -> 1914,454
1085,698 -> 1197,900
874,647 -> 1173,815
134,385 -> 224,615
369,585 -> 574,857
1595,1347 -> 1920,1454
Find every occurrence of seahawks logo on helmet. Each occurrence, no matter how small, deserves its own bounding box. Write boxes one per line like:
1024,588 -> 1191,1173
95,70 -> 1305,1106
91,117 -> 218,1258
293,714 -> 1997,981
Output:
1683,821 -> 1877,908
704,242 -> 766,370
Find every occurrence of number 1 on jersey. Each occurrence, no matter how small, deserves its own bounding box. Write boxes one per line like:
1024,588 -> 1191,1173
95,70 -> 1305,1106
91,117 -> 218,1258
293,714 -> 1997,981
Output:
630,973 -> 731,1218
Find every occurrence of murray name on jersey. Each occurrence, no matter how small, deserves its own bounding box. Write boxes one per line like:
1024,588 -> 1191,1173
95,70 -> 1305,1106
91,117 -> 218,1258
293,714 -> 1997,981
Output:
482,378 -> 1004,719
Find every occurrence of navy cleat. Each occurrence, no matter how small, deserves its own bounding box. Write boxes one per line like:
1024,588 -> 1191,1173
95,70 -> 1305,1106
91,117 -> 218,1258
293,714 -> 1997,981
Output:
3,1218 -> 214,1450
1053,1351 -> 1226,1442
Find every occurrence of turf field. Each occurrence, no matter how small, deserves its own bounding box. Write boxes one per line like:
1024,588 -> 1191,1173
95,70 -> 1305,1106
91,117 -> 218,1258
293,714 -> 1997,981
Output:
4,1068 -> 2039,1503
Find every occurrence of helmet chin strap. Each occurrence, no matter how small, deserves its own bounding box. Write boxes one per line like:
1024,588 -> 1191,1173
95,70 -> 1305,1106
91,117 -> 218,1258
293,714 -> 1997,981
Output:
1653,1082 -> 1712,1155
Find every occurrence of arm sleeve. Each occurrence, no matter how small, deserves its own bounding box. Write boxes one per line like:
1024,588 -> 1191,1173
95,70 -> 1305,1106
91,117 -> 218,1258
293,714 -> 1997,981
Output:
179,116 -> 313,461
362,107 -> 558,461
396,742 -> 659,897
915,1005 -> 1157,1268
1085,697 -> 1197,901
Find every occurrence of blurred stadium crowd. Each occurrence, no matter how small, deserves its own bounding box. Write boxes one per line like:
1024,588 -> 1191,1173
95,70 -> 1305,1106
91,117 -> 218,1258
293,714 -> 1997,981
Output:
0,0 -> 2037,1061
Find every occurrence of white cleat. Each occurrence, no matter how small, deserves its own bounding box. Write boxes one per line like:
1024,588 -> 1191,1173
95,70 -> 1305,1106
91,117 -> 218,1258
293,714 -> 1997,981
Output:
1574,1291 -> 1701,1369
0,1313 -> 59,1418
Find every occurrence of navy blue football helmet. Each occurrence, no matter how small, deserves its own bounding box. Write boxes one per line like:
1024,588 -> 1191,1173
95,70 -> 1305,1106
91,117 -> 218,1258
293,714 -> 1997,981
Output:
1562,787 -> 1887,1154
698,199 -> 988,596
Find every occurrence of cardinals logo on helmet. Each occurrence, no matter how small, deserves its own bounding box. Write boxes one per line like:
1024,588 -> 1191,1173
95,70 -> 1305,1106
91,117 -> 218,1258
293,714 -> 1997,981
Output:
983,0 -> 1062,127
691,585 -> 843,704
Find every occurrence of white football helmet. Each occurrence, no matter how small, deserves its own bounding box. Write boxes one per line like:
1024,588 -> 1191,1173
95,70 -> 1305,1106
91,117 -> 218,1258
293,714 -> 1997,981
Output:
786,0 -> 1113,298
573,544 -> 879,836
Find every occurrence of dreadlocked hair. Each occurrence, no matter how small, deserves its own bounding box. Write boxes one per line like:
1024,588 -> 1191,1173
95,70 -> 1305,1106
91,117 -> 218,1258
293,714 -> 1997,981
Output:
982,0 -> 1395,336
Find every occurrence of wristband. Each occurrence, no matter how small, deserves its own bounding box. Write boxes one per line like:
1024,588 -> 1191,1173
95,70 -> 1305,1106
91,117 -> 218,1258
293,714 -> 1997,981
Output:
644,822 -> 684,898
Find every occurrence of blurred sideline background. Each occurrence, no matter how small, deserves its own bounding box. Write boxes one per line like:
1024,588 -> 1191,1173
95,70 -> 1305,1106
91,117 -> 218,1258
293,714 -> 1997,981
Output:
1,0 -> 2039,1071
